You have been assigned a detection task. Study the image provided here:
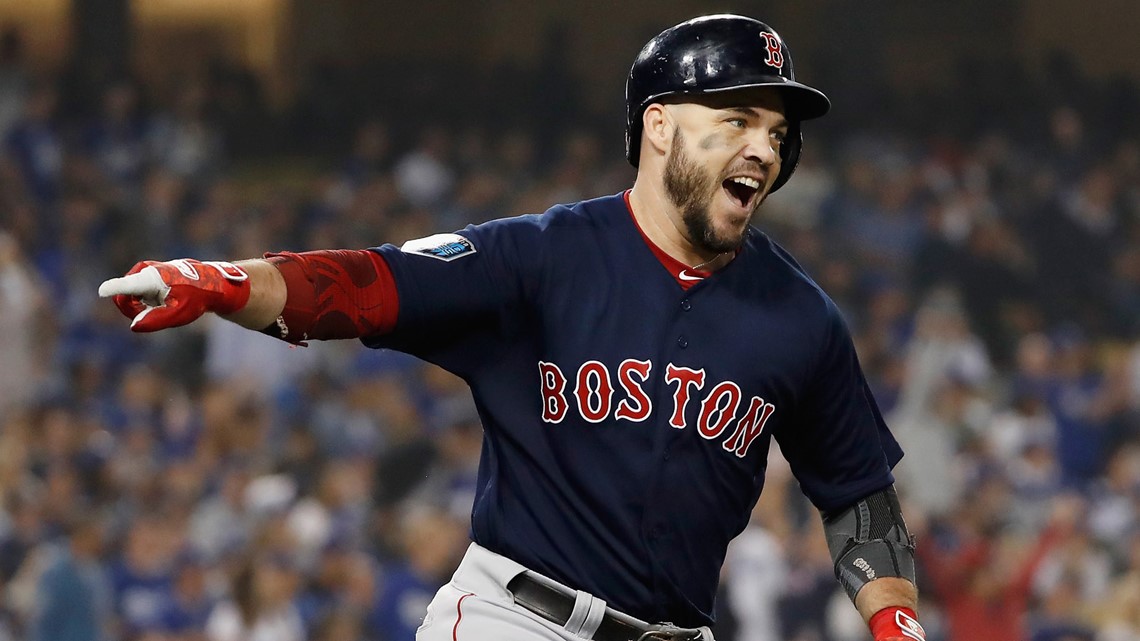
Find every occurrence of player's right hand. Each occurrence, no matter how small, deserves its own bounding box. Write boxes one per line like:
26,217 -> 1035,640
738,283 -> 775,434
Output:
98,259 -> 252,332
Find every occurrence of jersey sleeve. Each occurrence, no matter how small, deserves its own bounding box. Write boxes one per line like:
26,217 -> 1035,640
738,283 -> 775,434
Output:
774,297 -> 904,514
361,215 -> 545,375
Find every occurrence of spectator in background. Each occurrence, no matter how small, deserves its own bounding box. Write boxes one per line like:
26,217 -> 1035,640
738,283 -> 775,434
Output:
109,516 -> 179,638
205,554 -> 304,641
2,78 -> 62,207
151,551 -> 216,641
722,453 -> 792,641
295,539 -> 352,633
843,154 -> 926,280
1096,530 -> 1140,641
340,120 -> 392,190
28,515 -> 112,641
0,232 -> 46,412
367,505 -> 466,641
188,466 -> 255,563
917,490 -> 1082,641
776,513 -> 839,641
1046,328 -> 1122,488
1004,412 -> 1065,533
999,335 -> 1061,447
890,288 -> 992,516
0,492 -> 45,593
1030,163 -> 1122,333
147,81 -> 224,186
1043,106 -> 1093,179
1032,514 -> 1114,614
1086,444 -> 1140,557
438,169 -> 508,230
393,126 -> 454,209
83,79 -> 147,195
295,541 -> 376,639
133,169 -> 188,255
757,151 -> 835,231
1029,574 -> 1097,641
953,215 -> 1036,365
286,461 -> 371,570
391,400 -> 482,520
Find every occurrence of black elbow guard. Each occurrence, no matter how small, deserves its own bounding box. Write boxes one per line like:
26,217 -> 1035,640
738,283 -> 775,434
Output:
821,486 -> 916,602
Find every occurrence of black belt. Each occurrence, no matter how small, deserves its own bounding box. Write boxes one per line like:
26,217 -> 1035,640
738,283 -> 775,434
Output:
506,573 -> 705,641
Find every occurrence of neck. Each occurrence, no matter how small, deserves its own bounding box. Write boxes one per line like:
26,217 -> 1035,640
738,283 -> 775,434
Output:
629,176 -> 730,271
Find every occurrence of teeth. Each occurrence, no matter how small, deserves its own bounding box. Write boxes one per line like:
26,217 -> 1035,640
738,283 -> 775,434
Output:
731,176 -> 760,190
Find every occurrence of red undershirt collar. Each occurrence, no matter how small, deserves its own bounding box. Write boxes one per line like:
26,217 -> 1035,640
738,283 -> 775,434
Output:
623,189 -> 714,291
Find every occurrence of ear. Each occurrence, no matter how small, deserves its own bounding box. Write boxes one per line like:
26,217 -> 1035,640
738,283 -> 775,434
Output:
641,103 -> 675,158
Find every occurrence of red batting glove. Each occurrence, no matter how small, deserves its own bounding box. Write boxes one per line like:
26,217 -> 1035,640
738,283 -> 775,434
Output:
98,258 -> 251,332
869,607 -> 925,641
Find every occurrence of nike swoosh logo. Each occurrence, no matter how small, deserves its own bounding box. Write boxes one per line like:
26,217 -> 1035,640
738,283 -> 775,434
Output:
678,271 -> 703,282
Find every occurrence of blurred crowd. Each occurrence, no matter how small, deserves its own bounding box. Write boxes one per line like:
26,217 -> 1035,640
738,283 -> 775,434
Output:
1,21 -> 1140,641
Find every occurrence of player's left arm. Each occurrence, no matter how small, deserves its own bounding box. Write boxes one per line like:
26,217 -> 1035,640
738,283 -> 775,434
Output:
772,292 -> 922,640
820,485 -> 924,641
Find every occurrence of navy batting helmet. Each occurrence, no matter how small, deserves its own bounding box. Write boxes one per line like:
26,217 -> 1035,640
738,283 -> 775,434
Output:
625,14 -> 831,192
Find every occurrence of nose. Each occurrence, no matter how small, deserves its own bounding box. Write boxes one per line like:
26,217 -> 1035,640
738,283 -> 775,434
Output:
741,129 -> 780,168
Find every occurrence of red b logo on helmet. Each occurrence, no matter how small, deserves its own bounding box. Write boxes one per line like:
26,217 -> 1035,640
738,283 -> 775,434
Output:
760,32 -> 784,70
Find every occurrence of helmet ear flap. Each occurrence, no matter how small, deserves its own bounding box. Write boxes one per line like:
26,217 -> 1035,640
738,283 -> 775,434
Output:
770,122 -> 802,193
626,122 -> 641,167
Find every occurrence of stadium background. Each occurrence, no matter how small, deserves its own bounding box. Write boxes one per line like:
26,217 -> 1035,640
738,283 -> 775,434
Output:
1,1 -> 1139,640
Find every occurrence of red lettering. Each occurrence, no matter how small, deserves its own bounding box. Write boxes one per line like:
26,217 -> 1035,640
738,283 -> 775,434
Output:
575,361 -> 613,423
697,381 -> 742,439
615,359 -> 653,422
665,364 -> 705,429
538,361 -> 568,423
723,396 -> 776,458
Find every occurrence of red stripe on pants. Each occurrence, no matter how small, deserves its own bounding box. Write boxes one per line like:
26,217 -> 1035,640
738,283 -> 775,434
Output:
452,592 -> 475,641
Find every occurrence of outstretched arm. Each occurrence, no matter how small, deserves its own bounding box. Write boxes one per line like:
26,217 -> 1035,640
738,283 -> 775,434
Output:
98,250 -> 397,343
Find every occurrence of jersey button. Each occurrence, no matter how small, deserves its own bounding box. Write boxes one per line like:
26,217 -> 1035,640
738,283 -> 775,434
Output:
677,335 -> 688,348
680,299 -> 692,311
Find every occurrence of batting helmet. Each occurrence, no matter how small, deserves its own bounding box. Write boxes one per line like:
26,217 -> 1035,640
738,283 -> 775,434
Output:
625,14 -> 831,192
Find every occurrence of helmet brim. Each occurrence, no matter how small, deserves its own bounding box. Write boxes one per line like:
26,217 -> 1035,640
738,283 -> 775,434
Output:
640,79 -> 831,122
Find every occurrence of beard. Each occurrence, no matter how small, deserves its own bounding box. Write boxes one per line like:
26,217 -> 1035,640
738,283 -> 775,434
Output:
662,128 -> 751,255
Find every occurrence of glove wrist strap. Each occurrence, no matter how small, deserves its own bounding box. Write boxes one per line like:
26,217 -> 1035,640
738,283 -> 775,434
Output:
206,262 -> 252,314
869,607 -> 924,641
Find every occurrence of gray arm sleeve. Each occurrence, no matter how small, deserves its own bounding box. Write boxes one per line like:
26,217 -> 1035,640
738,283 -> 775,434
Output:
821,485 -> 916,603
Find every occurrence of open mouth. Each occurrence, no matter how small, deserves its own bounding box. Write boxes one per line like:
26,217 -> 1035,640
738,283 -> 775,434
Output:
722,176 -> 761,209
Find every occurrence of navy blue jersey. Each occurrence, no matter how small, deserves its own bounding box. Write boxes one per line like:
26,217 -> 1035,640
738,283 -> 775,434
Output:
364,191 -> 902,627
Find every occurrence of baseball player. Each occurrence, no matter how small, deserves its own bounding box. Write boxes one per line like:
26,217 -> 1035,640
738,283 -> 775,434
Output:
100,15 -> 923,641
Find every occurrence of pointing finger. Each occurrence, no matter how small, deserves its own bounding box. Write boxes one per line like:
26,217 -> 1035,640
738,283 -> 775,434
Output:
98,266 -> 169,305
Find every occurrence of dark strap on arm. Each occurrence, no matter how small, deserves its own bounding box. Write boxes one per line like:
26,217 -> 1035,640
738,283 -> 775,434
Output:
821,485 -> 917,602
